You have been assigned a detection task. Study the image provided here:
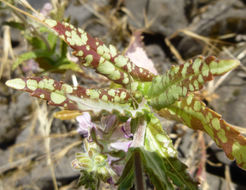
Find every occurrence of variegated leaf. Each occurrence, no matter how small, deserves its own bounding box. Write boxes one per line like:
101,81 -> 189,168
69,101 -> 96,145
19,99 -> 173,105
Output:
149,56 -> 240,109
5,77 -> 146,117
145,114 -> 177,158
6,76 -> 132,102
158,94 -> 246,170
67,94 -> 147,118
5,77 -> 78,109
43,19 -> 155,87
144,114 -> 198,189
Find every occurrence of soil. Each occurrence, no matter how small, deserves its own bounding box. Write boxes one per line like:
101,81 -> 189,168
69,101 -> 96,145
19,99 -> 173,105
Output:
0,0 -> 246,189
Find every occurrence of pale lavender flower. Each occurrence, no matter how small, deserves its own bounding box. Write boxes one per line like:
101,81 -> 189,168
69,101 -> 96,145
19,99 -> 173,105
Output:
106,118 -> 133,153
110,141 -> 132,152
107,155 -> 125,176
111,164 -> 125,177
76,113 -> 133,151
76,113 -> 134,179
76,112 -> 96,137
106,118 -> 132,141
22,59 -> 40,73
100,114 -> 117,132
40,3 -> 53,16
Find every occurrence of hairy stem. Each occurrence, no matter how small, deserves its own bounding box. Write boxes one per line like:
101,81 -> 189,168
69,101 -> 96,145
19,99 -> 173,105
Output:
131,119 -> 146,147
134,151 -> 145,190
132,119 -> 146,190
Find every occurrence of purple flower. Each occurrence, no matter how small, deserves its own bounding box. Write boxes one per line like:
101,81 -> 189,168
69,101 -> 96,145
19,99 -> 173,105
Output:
100,114 -> 117,132
40,3 -> 53,16
110,141 -> 132,152
75,113 -> 135,179
107,155 -> 125,176
121,118 -> 133,138
22,59 -> 40,73
106,118 -> 133,152
76,112 -> 96,137
76,113 -> 133,151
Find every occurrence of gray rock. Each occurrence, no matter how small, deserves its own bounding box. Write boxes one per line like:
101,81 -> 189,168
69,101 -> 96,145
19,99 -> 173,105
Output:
0,93 -> 32,146
27,0 -> 50,10
206,172 -> 235,190
15,137 -> 80,189
145,44 -> 171,74
177,0 -> 246,58
210,73 -> 246,127
125,0 -> 187,36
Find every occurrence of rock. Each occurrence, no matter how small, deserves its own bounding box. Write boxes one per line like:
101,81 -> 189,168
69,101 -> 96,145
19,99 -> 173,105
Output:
1,116 -> 81,189
205,172 -> 236,190
125,0 -> 187,36
27,0 -> 50,10
0,92 -> 32,148
65,1 -> 94,26
210,73 -> 246,127
177,0 -> 246,59
14,137 -> 81,190
145,44 -> 171,74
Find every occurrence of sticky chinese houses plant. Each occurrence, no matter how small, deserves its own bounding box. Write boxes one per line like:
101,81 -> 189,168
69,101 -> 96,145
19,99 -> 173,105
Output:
3,1 -> 246,190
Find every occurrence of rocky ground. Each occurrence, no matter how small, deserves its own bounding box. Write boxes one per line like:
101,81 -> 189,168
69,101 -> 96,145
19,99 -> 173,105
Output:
0,0 -> 246,189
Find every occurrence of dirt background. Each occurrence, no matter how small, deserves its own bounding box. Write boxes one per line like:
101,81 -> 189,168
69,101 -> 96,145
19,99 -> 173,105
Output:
0,0 -> 246,189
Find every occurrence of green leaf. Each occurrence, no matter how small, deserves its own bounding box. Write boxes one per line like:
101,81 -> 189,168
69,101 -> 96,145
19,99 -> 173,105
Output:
26,36 -> 47,50
159,94 -> 246,170
12,50 -> 52,70
145,115 -> 177,158
117,153 -> 135,190
12,51 -> 36,70
138,148 -> 174,190
67,94 -> 144,118
122,147 -> 198,190
148,56 -> 240,109
60,40 -> 68,57
12,49 -> 82,73
77,170 -> 99,190
47,32 -> 58,51
3,21 -> 25,30
145,115 -> 198,189
56,60 -> 83,73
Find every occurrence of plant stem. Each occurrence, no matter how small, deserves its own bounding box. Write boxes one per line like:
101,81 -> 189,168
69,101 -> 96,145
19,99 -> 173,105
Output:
134,151 -> 145,190
131,118 -> 146,190
131,119 -> 146,147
